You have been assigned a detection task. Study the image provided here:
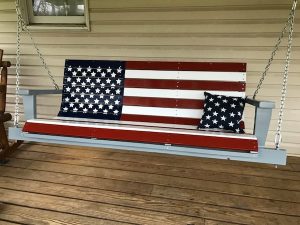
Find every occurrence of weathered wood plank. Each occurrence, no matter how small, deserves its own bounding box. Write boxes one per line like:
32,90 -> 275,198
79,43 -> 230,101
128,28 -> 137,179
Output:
10,150 -> 300,193
0,189 -> 205,225
0,203 -> 130,225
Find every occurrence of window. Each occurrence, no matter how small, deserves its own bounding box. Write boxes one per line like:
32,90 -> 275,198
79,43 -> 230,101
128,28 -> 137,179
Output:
21,0 -> 90,29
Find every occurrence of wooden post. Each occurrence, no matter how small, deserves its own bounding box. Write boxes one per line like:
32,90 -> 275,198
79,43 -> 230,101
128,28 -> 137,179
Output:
0,49 -> 23,163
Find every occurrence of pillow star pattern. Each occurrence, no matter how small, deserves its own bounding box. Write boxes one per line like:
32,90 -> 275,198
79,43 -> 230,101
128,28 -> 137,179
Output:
198,92 -> 246,133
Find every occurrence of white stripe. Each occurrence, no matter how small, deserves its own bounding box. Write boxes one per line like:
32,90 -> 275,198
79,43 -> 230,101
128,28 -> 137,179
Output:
125,70 -> 246,82
124,88 -> 245,99
122,106 -> 202,119
27,119 -> 256,140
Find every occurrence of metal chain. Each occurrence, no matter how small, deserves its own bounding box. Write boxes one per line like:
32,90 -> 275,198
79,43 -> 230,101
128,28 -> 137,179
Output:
15,0 -> 59,90
275,0 -> 297,149
14,5 -> 22,127
253,0 -> 297,99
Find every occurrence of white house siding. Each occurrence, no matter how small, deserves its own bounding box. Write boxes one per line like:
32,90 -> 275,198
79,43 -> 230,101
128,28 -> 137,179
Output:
0,0 -> 299,156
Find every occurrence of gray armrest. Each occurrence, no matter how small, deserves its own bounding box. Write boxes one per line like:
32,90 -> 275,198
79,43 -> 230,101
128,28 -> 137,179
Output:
19,89 -> 62,96
246,98 -> 275,109
245,97 -> 275,148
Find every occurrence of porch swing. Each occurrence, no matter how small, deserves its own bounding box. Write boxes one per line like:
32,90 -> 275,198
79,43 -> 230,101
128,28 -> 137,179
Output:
9,0 -> 298,165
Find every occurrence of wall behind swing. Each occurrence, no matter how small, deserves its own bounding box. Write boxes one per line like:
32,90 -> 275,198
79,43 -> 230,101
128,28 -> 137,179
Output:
0,0 -> 299,156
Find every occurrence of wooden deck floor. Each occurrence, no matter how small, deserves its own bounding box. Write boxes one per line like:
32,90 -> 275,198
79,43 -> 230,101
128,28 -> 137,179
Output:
0,143 -> 299,225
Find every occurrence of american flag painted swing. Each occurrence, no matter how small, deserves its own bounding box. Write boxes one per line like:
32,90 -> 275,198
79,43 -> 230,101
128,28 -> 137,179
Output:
9,0 -> 297,165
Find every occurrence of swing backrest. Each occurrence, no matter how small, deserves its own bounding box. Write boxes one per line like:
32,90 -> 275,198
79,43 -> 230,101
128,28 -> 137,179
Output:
0,49 -> 10,114
59,60 -> 246,128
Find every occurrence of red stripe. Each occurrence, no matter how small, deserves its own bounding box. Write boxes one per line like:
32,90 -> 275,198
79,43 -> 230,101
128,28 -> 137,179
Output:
123,97 -> 204,109
125,79 -> 245,91
126,61 -> 246,72
23,122 -> 257,152
121,114 -> 200,126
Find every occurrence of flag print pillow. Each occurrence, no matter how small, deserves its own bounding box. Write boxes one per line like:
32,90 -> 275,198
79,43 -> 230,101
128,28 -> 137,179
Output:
198,92 -> 245,133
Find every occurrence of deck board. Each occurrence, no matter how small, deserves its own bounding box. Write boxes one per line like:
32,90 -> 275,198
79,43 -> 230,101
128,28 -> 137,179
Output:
0,143 -> 299,225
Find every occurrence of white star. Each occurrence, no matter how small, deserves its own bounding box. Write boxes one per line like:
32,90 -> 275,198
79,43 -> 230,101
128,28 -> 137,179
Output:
205,124 -> 210,128
90,93 -> 94,98
86,77 -> 91,83
105,88 -> 111,94
103,109 -> 108,114
101,72 -> 106,77
69,103 -> 74,108
223,99 -> 228,103
117,67 -> 122,73
91,71 -> 96,77
219,125 -> 224,129
66,87 -> 71,92
108,104 -> 114,110
71,82 -> 76,87
80,92 -> 85,98
87,66 -> 92,72
111,83 -> 116,88
116,79 -> 122,85
207,107 -> 212,111
209,98 -> 214,102
106,78 -> 111,84
114,99 -> 120,105
77,66 -> 82,72
63,107 -> 68,111
217,95 -> 222,99
212,119 -> 218,124
83,108 -> 88,113
81,82 -> 86,87
95,88 -> 100,93
75,98 -> 79,103
230,112 -> 235,117
98,104 -> 103,109
240,102 -> 244,107
107,67 -> 112,73
94,99 -> 99,104
76,87 -> 80,92
221,116 -> 226,121
114,109 -> 119,115
100,83 -> 105,88
206,115 -> 211,120
68,66 -> 72,71
215,102 -> 220,107
231,103 -> 236,108
88,104 -> 93,108
100,94 -> 104,99
104,99 -> 109,104
79,103 -> 84,108
66,77 -> 71,82
85,88 -> 90,93
229,121 -> 234,127
82,71 -> 87,76
238,112 -> 241,116
93,108 -> 98,113
96,78 -> 101,83
221,108 -> 226,112
76,77 -> 81,82
84,98 -> 89,103
110,94 -> 114,99
213,111 -> 218,116
111,72 -> 116,77
71,92 -> 76,97
65,97 -> 70,102
97,67 -> 101,72
116,89 -> 121,94
236,128 -> 240,133
72,71 -> 77,76
91,83 -> 95,88
73,107 -> 78,112
233,98 -> 238,101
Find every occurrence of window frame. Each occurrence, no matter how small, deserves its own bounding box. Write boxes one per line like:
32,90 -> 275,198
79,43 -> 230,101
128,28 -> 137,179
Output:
21,0 -> 90,30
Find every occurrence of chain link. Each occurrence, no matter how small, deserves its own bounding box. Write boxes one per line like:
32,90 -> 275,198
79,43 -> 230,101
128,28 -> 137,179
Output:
275,0 -> 297,149
253,1 -> 296,99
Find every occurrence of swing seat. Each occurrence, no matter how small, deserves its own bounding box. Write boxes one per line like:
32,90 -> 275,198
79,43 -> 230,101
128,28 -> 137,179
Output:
9,60 -> 287,165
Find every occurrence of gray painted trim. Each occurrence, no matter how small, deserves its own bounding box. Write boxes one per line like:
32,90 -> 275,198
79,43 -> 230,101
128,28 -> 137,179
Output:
9,127 -> 287,165
246,97 -> 275,109
19,89 -> 62,95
